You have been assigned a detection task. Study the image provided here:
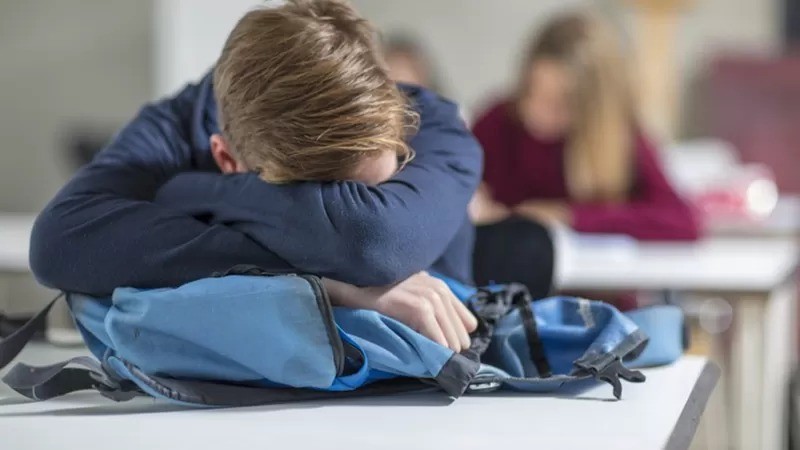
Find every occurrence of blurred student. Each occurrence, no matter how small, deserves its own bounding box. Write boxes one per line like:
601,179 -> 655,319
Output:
470,12 -> 699,241
384,34 -> 442,93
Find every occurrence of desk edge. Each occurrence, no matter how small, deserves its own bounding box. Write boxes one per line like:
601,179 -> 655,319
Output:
664,360 -> 721,450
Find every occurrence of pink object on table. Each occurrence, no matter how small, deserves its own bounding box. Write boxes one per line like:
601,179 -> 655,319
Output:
694,164 -> 779,226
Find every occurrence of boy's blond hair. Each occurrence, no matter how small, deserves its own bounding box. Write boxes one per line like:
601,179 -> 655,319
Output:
213,0 -> 416,183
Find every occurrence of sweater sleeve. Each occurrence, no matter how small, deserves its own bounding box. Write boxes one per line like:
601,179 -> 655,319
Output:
29,76 -> 294,296
153,85 -> 483,286
571,134 -> 700,241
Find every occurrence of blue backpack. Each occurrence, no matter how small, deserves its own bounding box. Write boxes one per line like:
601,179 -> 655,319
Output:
0,267 -> 684,406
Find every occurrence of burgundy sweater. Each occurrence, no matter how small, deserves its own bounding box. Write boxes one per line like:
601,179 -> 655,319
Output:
473,101 -> 699,241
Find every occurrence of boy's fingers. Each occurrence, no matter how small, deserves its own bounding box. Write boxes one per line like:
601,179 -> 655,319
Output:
433,284 -> 470,350
415,304 -> 449,349
416,288 -> 461,352
399,290 -> 448,349
430,278 -> 473,347
453,299 -> 479,333
443,294 -> 470,350
435,293 -> 466,352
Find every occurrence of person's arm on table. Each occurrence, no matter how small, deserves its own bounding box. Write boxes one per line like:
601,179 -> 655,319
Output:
513,200 -> 573,225
154,85 -> 483,286
469,184 -> 511,225
513,136 -> 700,240
29,76 -> 294,296
323,274 -> 477,352
567,135 -> 700,240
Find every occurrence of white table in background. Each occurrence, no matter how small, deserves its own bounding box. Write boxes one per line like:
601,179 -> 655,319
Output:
0,214 -> 35,316
0,214 -> 34,273
0,343 -> 718,450
0,214 -> 81,345
553,230 -> 799,450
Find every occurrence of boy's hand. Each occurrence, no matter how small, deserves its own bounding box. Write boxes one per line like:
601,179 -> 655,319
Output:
469,184 -> 511,225
513,200 -> 573,225
323,273 -> 478,353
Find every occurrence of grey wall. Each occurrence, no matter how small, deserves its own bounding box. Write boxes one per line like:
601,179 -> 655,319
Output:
151,0 -> 781,130
0,0 -> 152,313
351,0 -> 595,118
350,0 -> 780,127
0,0 -> 153,213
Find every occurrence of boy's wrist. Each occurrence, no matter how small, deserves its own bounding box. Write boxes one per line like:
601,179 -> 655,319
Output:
322,278 -> 373,309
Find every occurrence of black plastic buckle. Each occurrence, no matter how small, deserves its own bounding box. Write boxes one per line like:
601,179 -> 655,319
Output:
89,361 -> 142,402
575,358 -> 646,400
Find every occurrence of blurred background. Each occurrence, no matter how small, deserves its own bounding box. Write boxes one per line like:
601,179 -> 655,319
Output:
1,0 -> 793,333
1,0 -> 800,448
0,0 -> 786,214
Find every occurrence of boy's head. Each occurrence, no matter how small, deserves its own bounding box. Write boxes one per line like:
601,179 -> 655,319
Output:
211,0 -> 416,185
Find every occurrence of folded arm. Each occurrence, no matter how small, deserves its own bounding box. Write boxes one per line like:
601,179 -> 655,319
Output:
30,77 -> 295,296
154,85 -> 482,286
31,79 -> 481,294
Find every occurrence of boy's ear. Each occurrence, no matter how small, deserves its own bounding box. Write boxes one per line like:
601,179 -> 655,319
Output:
210,134 -> 248,174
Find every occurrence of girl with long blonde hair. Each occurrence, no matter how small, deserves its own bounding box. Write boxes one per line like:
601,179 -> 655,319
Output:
470,12 -> 698,241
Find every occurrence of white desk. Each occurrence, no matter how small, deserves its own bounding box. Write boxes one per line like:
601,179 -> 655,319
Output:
553,229 -> 800,450
555,233 -> 799,293
0,215 -> 80,344
0,344 -> 717,450
0,214 -> 34,272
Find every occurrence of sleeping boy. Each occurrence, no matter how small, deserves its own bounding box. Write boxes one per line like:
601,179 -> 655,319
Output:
30,1 -> 481,352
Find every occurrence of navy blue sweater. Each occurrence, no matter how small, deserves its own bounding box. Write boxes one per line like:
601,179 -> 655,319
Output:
30,73 -> 482,296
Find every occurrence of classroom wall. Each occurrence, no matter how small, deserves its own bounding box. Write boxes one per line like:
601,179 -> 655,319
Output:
0,0 -> 152,213
153,0 -> 780,130
674,0 -> 781,137
350,0 -> 595,118
350,0 -> 781,127
0,0 -> 152,313
153,0 -> 259,97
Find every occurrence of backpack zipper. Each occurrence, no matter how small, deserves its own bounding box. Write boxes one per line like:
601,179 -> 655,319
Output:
299,274 -> 346,377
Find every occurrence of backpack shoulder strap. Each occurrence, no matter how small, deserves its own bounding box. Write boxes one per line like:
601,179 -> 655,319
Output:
3,355 -> 142,402
0,293 -> 146,402
0,293 -> 63,370
5,357 -> 95,400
